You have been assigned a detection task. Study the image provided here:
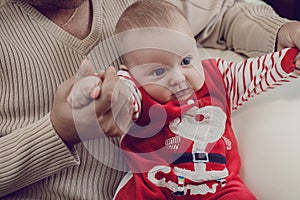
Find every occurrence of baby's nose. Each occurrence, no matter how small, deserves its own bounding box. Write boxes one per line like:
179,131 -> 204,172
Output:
169,69 -> 185,86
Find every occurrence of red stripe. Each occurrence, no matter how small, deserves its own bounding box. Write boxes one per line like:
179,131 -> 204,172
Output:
270,71 -> 276,82
242,60 -> 247,96
249,61 -> 253,81
253,76 -> 257,95
264,70 -> 270,87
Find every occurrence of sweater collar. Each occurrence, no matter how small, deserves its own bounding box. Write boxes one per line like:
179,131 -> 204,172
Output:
14,0 -> 103,55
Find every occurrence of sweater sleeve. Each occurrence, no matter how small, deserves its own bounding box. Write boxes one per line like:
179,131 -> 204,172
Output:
170,0 -> 290,57
220,1 -> 289,57
216,48 -> 299,111
0,113 -> 80,197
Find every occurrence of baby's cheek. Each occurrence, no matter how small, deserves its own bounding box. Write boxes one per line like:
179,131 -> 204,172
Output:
143,84 -> 172,104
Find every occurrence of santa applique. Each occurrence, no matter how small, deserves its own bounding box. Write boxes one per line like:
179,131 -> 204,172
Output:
167,105 -> 228,195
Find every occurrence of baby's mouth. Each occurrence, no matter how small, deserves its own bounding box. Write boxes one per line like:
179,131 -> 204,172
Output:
173,88 -> 193,100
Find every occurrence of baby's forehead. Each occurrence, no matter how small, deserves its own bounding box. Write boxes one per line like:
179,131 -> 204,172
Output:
115,27 -> 196,56
128,48 -> 194,60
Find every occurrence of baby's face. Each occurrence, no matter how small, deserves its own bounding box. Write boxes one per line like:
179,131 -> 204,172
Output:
120,14 -> 205,103
125,47 -> 205,104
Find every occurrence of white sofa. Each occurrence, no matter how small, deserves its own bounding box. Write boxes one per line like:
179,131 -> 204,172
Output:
232,77 -> 300,200
205,12 -> 300,198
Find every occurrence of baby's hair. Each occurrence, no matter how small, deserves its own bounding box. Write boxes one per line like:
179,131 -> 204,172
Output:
115,0 -> 186,34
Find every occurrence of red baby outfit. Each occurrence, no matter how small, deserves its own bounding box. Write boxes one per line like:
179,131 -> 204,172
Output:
114,48 -> 298,200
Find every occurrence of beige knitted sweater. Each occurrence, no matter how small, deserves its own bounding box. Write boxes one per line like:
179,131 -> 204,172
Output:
0,0 -> 288,199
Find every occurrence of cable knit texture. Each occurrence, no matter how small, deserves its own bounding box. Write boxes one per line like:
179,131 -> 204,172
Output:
0,0 -> 291,199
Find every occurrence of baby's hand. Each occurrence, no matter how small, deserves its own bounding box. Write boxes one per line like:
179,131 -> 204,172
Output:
296,56 -> 300,68
294,52 -> 300,75
68,74 -> 102,108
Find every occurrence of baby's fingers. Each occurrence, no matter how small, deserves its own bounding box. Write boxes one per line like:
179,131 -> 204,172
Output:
90,84 -> 101,99
69,76 -> 101,108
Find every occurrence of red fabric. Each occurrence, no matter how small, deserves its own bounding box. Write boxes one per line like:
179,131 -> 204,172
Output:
115,59 -> 255,199
280,47 -> 298,73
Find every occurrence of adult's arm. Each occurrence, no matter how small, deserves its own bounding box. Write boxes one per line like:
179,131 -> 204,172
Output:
170,0 -> 289,57
0,61 -> 132,197
0,114 -> 80,197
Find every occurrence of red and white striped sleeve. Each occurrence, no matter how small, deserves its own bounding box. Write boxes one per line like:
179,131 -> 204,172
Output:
217,48 -> 299,111
117,70 -> 142,121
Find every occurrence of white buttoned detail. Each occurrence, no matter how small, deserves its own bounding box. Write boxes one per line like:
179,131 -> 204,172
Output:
187,99 -> 195,105
195,114 -> 205,122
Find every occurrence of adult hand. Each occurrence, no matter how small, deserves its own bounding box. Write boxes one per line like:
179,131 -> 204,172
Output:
50,60 -> 134,146
277,22 -> 300,51
50,74 -> 80,146
93,66 -> 134,138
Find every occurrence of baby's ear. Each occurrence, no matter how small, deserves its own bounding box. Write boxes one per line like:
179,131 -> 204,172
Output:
119,64 -> 129,71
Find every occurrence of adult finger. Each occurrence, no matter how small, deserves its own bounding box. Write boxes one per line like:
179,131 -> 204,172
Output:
76,59 -> 96,81
94,66 -> 119,116
70,76 -> 102,108
290,22 -> 300,49
98,111 -> 124,137
56,75 -> 76,101
277,22 -> 300,51
114,99 -> 134,134
51,75 -> 80,145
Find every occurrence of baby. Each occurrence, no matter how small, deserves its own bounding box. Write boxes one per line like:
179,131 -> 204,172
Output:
68,0 -> 300,199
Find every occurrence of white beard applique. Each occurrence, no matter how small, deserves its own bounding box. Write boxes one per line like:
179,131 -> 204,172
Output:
148,106 -> 229,195
169,106 -> 226,150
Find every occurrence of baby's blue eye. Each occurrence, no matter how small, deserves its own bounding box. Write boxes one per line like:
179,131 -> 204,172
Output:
181,57 -> 191,65
152,68 -> 166,76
